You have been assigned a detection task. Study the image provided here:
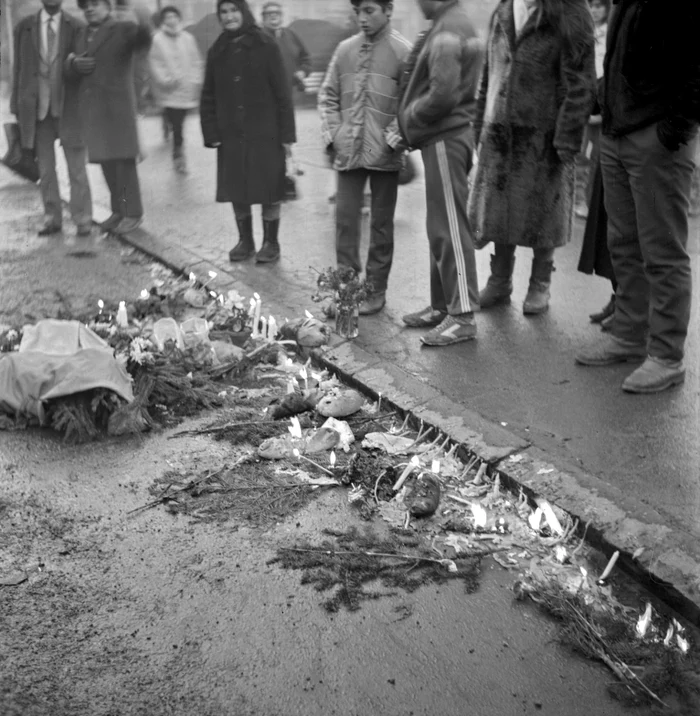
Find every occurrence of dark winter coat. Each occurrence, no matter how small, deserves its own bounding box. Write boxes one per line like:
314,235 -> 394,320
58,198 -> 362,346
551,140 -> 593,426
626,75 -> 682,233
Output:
602,0 -> 700,146
200,28 -> 296,205
11,11 -> 85,150
468,0 -> 596,249
263,27 -> 311,92
66,19 -> 152,162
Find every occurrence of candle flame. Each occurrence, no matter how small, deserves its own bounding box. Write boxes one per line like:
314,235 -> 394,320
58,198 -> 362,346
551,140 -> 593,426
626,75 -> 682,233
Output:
140,289 -> 149,300
304,309 -> 314,319
292,448 -> 300,458
636,602 -> 653,639
98,299 -> 104,309
288,417 -> 303,439
470,503 -> 488,529
330,451 -> 336,468
254,292 -> 260,300
209,291 -> 217,298
410,455 -> 420,467
208,270 -> 217,278
189,272 -> 196,282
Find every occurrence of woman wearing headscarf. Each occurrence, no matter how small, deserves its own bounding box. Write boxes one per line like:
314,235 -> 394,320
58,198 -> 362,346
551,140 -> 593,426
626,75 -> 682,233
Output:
200,0 -> 296,264
468,0 -> 596,314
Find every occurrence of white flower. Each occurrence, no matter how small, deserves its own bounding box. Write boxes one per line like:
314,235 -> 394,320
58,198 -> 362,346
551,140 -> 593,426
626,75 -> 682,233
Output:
129,336 -> 155,365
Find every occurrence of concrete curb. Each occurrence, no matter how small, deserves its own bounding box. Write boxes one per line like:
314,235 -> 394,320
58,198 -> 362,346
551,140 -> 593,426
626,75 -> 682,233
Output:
26,155 -> 699,625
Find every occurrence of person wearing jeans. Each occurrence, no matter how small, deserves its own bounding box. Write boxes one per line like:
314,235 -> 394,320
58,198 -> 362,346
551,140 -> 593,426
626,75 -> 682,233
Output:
575,0 -> 700,393
318,0 -> 411,315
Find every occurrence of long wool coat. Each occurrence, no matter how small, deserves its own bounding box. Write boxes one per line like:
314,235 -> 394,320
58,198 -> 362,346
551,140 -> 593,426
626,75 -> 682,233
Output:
468,0 -> 595,249
11,11 -> 85,150
68,19 -> 152,162
200,29 -> 296,206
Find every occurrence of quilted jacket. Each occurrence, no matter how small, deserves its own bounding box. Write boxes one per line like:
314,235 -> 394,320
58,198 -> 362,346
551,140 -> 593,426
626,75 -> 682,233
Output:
318,25 -> 411,172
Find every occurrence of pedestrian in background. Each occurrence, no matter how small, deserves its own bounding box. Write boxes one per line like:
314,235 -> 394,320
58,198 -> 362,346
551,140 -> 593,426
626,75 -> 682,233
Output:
200,0 -> 296,264
575,0 -> 700,393
392,0 -> 484,347
68,0 -> 152,235
260,1 -> 311,97
10,0 -> 93,238
468,0 -> 595,316
318,0 -> 412,316
149,5 -> 204,175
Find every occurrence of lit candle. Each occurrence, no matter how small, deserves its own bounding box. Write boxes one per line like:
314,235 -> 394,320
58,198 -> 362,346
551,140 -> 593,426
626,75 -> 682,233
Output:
189,272 -> 196,285
202,270 -> 218,289
139,289 -> 149,300
116,301 -> 128,328
431,459 -> 440,474
267,316 -> 277,341
250,298 -> 258,338
209,290 -> 217,299
330,451 -> 336,468
97,299 -> 104,315
393,455 -> 420,491
377,392 -> 382,413
253,293 -> 262,337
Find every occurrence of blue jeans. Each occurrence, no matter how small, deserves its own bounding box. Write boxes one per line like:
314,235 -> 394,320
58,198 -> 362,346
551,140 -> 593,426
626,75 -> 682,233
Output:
335,168 -> 399,294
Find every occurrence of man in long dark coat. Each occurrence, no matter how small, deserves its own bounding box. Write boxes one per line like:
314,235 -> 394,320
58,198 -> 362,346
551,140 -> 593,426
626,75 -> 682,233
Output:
11,0 -> 92,237
68,0 -> 152,235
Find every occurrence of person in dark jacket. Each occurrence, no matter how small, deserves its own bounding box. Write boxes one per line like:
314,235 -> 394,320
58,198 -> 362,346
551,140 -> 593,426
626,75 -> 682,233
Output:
260,1 -> 311,96
390,0 -> 484,346
200,0 -> 296,264
11,0 -> 92,237
467,0 -> 596,316
67,0 -> 152,235
575,0 -> 700,394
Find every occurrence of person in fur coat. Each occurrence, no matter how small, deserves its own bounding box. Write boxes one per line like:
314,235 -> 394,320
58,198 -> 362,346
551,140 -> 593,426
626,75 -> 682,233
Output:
468,0 -> 596,314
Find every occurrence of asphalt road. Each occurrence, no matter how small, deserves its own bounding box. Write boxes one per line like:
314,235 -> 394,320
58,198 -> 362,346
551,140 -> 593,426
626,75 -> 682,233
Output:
0,165 -> 658,716
76,108 -> 699,543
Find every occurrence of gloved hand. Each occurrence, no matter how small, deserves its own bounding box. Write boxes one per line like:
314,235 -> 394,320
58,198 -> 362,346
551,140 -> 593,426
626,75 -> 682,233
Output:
72,55 -> 96,75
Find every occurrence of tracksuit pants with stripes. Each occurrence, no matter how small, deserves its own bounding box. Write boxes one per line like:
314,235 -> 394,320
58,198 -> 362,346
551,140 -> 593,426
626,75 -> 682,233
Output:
421,130 -> 480,315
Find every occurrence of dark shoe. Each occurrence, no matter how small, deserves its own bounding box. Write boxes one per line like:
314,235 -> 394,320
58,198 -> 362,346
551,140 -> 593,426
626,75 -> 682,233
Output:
229,216 -> 255,262
479,250 -> 515,308
575,335 -> 646,366
590,294 -> 615,323
114,216 -> 143,234
100,213 -> 123,232
523,255 -> 554,315
359,291 -> 385,315
76,224 -> 93,237
402,306 -> 447,328
420,314 -> 477,346
256,219 -> 280,263
38,222 -> 62,236
622,356 -> 685,394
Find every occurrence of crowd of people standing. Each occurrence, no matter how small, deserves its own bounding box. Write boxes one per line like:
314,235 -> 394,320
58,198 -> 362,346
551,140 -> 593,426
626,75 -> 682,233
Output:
9,0 -> 700,394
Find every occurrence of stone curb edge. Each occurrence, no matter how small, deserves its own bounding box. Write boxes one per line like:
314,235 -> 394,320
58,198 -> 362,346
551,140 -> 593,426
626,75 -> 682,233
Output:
32,157 -> 699,626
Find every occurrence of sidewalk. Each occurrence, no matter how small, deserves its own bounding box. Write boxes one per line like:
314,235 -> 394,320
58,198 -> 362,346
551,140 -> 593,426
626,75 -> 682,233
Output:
6,107 -> 700,619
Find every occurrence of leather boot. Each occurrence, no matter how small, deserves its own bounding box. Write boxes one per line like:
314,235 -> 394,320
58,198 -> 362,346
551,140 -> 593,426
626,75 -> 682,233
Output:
256,219 -> 280,263
229,216 -> 255,262
479,246 -> 515,308
523,250 -> 555,315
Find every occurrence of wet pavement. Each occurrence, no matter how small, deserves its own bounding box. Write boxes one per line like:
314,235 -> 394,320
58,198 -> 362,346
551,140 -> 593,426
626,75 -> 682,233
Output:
77,108 -> 699,543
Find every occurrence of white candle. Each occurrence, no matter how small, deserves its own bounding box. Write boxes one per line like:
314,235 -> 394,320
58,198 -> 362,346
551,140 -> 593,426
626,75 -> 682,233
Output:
304,309 -> 314,319
431,459 -> 440,474
330,451 -> 336,468
393,455 -> 420,491
189,272 -> 196,285
250,298 -> 258,338
254,293 -> 262,337
268,316 -> 277,341
116,301 -> 128,328
97,299 -> 104,315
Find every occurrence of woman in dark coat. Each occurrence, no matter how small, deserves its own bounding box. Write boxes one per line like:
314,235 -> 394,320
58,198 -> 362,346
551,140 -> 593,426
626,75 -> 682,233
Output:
467,0 -> 596,314
200,0 -> 296,264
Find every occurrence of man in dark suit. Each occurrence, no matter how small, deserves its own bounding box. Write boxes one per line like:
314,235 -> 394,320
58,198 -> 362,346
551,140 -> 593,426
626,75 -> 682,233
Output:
261,1 -> 310,97
68,0 -> 151,235
11,0 -> 93,237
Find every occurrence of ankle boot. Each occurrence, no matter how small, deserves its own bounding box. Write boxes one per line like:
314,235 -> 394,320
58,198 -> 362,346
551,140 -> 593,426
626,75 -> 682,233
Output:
479,246 -> 515,308
523,250 -> 555,315
256,219 -> 280,263
229,216 -> 255,262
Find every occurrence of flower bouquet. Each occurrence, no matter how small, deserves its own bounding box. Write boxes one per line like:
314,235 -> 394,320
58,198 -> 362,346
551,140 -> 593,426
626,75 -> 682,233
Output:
312,267 -> 372,339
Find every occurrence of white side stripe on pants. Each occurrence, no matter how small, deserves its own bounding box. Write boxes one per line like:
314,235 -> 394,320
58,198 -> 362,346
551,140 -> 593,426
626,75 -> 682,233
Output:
435,140 -> 470,313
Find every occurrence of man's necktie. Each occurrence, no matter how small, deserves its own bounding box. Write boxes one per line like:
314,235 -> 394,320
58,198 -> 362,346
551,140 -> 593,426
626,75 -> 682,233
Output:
47,18 -> 56,61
